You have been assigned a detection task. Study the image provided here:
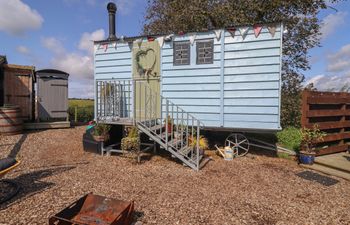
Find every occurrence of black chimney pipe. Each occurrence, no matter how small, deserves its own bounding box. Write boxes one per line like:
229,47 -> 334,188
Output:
107,2 -> 117,41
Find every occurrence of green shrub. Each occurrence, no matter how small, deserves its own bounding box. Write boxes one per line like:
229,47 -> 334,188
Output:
276,127 -> 302,152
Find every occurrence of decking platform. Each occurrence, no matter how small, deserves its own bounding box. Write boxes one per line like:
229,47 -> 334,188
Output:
24,121 -> 71,130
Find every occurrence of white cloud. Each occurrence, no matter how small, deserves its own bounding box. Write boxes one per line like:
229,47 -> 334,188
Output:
327,43 -> 350,73
78,29 -> 105,54
42,29 -> 104,97
69,79 -> 95,99
41,37 -> 66,55
0,0 -> 43,36
306,73 -> 350,91
320,11 -> 347,40
16,45 -> 30,55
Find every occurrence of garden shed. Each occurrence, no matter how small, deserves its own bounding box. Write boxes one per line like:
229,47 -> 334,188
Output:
36,69 -> 69,121
2,63 -> 35,121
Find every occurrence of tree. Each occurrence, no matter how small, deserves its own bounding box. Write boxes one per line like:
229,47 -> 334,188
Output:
143,0 -> 341,128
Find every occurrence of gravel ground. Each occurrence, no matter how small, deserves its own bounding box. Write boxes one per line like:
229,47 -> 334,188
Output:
0,127 -> 349,225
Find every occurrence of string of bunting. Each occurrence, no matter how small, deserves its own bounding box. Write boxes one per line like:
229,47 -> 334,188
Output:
96,23 -> 278,52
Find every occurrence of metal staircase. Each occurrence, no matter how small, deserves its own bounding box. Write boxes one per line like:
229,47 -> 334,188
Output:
96,79 -> 207,171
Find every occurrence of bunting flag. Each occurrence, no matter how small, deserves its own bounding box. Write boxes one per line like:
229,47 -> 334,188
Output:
157,36 -> 165,48
227,28 -> 236,38
267,24 -> 277,37
147,36 -> 155,42
120,36 -> 126,42
239,27 -> 249,39
94,44 -> 98,53
103,43 -> 108,52
134,38 -> 143,48
113,42 -> 117,49
189,33 -> 196,45
214,30 -> 222,41
164,34 -> 174,41
253,24 -> 263,38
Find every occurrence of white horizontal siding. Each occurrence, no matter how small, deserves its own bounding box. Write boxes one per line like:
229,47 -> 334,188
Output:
94,23 -> 283,131
94,42 -> 133,80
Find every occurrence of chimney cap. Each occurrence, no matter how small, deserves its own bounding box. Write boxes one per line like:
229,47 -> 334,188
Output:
107,2 -> 117,13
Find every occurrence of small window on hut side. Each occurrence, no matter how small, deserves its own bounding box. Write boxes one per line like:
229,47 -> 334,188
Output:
173,42 -> 190,66
196,40 -> 214,64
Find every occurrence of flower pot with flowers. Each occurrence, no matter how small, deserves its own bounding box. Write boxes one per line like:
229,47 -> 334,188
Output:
92,123 -> 111,142
299,124 -> 326,165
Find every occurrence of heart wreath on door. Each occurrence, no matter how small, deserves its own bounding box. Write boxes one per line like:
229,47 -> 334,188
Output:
135,48 -> 157,80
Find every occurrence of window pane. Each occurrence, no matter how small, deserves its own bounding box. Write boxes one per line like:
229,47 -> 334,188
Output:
173,42 -> 190,66
196,40 -> 214,64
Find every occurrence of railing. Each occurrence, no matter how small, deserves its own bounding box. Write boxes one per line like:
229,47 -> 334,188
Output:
133,80 -> 204,170
95,79 -> 204,170
95,80 -> 132,122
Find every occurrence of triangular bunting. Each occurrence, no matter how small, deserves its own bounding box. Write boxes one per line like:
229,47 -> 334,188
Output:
103,43 -> 108,52
227,28 -> 236,38
164,34 -> 174,41
94,44 -> 98,53
113,42 -> 117,49
134,38 -> 143,48
253,24 -> 263,38
239,27 -> 249,39
147,36 -> 155,42
214,30 -> 222,41
157,36 -> 165,48
189,33 -> 196,45
267,24 -> 277,37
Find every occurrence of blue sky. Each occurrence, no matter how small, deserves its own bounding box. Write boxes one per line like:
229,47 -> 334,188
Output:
0,0 -> 349,98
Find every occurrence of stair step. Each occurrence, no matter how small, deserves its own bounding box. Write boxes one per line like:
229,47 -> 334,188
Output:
148,124 -> 164,132
160,132 -> 172,140
168,138 -> 182,147
178,146 -> 192,156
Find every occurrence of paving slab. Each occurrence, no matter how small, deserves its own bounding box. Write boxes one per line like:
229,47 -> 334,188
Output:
315,152 -> 350,173
301,163 -> 350,181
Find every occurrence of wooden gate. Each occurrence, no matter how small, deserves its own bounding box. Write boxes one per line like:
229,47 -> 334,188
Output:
3,64 -> 35,121
301,90 -> 350,155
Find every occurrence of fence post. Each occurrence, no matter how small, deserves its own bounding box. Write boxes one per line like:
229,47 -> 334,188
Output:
75,106 -> 78,123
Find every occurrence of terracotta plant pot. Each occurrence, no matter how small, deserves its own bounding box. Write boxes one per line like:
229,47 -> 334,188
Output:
167,124 -> 172,133
93,134 -> 110,142
299,151 -> 315,165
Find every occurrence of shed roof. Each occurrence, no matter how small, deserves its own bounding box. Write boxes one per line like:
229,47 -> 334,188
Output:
36,69 -> 69,80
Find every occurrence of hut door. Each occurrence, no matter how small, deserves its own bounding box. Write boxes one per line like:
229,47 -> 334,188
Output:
38,78 -> 68,120
132,40 -> 161,121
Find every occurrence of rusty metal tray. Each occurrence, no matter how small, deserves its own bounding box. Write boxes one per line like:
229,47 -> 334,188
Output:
49,193 -> 134,225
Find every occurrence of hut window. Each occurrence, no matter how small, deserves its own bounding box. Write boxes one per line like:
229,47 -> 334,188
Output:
196,40 -> 214,64
173,42 -> 190,65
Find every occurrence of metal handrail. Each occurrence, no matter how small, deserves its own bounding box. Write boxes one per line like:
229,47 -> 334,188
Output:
95,79 -> 204,170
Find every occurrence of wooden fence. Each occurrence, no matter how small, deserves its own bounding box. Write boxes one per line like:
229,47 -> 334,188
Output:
301,90 -> 350,155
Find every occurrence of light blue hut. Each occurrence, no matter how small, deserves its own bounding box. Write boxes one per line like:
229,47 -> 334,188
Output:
93,2 -> 283,170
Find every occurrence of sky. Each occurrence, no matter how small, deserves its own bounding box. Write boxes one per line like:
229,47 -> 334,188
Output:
0,0 -> 349,98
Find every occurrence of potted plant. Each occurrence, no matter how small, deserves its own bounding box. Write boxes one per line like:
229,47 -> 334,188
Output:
189,135 -> 209,156
92,123 -> 111,142
163,115 -> 174,134
299,124 -> 326,164
121,126 -> 141,163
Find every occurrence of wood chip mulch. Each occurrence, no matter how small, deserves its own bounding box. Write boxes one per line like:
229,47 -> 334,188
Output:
0,127 -> 349,225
